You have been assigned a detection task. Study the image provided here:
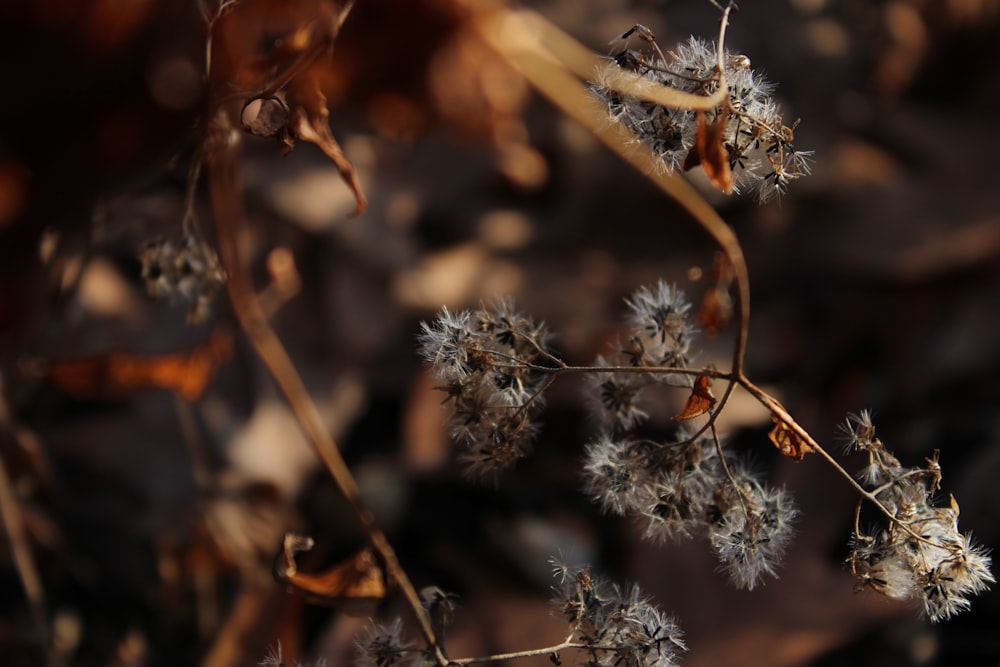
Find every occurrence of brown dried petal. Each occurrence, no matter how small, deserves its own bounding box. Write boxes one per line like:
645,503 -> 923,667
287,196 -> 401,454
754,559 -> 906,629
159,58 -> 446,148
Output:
683,111 -> 733,194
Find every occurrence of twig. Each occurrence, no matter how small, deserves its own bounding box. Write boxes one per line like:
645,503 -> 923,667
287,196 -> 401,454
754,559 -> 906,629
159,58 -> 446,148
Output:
736,374 -> 942,546
204,107 -> 448,664
479,343 -> 936,546
449,637 -> 585,665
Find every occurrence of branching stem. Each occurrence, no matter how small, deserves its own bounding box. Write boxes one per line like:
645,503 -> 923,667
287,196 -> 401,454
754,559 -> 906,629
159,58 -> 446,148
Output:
477,345 -> 937,547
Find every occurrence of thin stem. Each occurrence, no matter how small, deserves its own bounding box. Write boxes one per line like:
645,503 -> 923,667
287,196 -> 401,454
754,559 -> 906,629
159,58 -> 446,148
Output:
449,638 -> 585,665
478,342 -> 938,549
515,372 -> 560,419
715,3 -> 734,83
710,422 -> 749,515
204,107 -> 447,664
867,467 -> 938,500
736,375 -> 940,547
847,500 -> 869,576
181,154 -> 204,239
511,329 -> 567,369
511,358 -> 732,381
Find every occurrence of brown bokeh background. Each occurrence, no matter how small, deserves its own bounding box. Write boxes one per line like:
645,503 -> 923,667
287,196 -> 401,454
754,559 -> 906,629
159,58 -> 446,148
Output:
2,1 -> 999,666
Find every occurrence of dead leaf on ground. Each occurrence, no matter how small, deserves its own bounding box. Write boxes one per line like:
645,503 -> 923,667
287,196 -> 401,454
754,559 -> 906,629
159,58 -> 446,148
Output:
674,374 -> 716,420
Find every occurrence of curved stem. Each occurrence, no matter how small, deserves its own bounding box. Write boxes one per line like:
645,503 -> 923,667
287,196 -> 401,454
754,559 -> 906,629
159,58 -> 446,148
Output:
471,4 -> 751,386
205,108 -> 447,664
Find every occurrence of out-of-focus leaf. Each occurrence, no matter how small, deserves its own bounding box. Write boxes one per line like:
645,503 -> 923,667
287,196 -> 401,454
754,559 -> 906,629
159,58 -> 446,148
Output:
697,253 -> 735,337
44,329 -> 233,401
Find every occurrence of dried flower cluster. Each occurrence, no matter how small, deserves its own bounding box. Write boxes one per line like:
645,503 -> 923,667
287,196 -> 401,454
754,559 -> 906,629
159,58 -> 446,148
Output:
843,411 -> 995,621
418,279 -> 995,613
417,299 -> 553,478
261,641 -> 327,667
352,561 -> 686,667
139,232 -> 224,324
552,559 -> 686,667
251,5 -> 992,667
419,283 -> 797,590
586,281 -> 694,430
581,281 -> 796,589
354,619 -> 418,667
592,30 -> 812,202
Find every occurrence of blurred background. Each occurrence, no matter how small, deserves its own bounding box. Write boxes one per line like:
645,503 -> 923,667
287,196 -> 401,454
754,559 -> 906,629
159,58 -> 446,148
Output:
2,0 -> 999,666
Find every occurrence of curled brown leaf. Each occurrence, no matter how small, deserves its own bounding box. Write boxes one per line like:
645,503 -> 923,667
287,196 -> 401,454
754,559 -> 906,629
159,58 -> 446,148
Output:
768,414 -> 813,461
683,110 -> 733,194
274,533 -> 387,607
674,374 -> 716,420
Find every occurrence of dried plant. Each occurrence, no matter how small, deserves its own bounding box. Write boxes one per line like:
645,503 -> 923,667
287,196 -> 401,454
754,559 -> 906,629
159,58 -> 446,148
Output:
207,0 -> 989,664
1,1 -> 992,666
592,27 -> 812,201
369,2 -> 991,665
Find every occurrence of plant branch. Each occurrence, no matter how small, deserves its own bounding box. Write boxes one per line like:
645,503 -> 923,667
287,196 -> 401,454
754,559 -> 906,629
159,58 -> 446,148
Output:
471,4 -> 750,400
735,374 -> 939,545
478,342 -> 936,546
449,637 -> 585,665
203,108 -> 447,664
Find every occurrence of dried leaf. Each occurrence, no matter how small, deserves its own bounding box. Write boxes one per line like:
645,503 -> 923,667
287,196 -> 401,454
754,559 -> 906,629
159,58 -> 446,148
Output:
274,533 -> 386,606
697,252 -> 735,337
697,288 -> 732,337
44,329 -> 233,401
288,87 -> 367,215
768,415 -> 813,461
216,0 -> 367,214
683,111 -> 733,194
674,374 -> 716,420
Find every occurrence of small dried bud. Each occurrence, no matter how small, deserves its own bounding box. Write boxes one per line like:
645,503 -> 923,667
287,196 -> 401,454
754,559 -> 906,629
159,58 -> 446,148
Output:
418,299 -> 552,478
242,96 -> 290,138
139,233 -> 224,325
